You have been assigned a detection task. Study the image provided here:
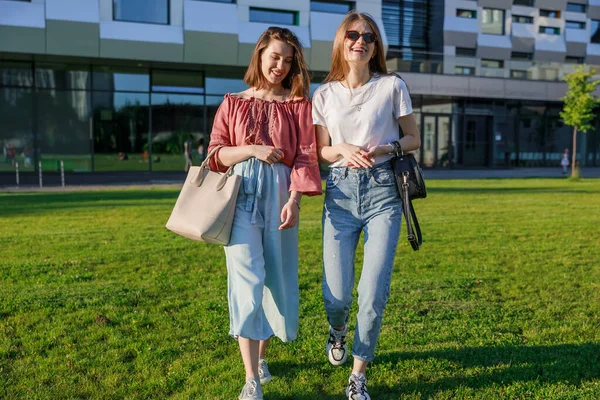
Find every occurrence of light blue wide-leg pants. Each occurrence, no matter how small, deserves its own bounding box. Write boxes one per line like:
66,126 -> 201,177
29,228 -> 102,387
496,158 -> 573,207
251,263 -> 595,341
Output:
224,158 -> 299,342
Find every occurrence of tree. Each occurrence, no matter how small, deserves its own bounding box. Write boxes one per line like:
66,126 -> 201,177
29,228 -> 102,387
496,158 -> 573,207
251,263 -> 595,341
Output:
560,66 -> 600,177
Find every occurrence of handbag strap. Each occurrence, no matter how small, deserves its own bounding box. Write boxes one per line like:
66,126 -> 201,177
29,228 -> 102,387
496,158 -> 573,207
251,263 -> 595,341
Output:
192,145 -> 235,190
400,172 -> 422,251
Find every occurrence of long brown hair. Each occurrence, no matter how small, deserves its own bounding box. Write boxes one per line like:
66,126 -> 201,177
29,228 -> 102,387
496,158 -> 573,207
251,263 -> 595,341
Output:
324,11 -> 387,83
244,26 -> 310,98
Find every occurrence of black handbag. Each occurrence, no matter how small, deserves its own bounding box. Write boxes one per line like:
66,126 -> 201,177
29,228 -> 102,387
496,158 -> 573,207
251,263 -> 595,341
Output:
391,150 -> 426,251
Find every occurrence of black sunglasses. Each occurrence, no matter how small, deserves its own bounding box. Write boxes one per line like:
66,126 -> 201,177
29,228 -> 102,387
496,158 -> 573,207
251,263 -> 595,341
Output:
345,30 -> 377,44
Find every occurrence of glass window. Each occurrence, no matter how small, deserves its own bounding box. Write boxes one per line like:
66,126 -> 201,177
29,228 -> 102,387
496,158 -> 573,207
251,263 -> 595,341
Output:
249,8 -> 298,26
455,66 -> 475,75
511,51 -> 533,60
456,47 -> 476,57
566,3 -> 586,13
205,76 -> 247,95
37,90 -> 92,172
35,64 -> 91,90
0,88 -> 35,172
592,20 -> 600,44
512,15 -> 533,24
197,0 -> 234,2
93,66 -> 149,92
0,61 -> 33,88
151,70 -> 204,94
113,0 -> 169,25
511,70 -> 531,79
457,9 -> 476,19
513,0 -> 533,5
150,93 -> 205,171
92,91 -> 149,171
482,9 -> 505,35
382,0 -> 430,57
565,56 -> 584,64
565,20 -> 585,29
539,9 -> 560,18
539,26 -> 560,35
481,59 -> 504,68
310,1 -> 354,14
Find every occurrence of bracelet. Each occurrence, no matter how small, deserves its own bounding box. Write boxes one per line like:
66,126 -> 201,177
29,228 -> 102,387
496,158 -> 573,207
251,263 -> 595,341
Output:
386,142 -> 395,154
289,198 -> 301,210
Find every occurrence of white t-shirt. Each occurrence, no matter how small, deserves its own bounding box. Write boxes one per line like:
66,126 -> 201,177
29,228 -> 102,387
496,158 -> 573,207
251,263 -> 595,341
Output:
312,73 -> 413,167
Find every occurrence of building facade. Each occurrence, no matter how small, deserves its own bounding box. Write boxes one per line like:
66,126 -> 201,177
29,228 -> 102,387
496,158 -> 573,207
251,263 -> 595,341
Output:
1,0 -> 599,175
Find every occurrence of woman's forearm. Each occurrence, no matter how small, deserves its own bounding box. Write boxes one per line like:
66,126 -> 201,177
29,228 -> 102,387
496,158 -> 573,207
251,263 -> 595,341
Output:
317,145 -> 342,164
215,145 -> 256,167
398,135 -> 421,153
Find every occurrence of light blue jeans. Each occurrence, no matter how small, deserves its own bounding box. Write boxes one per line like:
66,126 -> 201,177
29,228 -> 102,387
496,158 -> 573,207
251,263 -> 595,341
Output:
322,161 -> 402,362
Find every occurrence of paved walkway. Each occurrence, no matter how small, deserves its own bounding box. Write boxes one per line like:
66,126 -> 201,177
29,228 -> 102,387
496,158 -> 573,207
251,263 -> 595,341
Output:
1,168 -> 598,192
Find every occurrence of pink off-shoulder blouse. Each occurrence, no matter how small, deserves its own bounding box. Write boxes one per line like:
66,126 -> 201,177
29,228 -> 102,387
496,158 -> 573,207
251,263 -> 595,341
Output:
208,94 -> 322,196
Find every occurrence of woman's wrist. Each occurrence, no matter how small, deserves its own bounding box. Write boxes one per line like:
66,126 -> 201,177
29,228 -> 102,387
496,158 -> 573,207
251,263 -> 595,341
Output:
288,197 -> 301,210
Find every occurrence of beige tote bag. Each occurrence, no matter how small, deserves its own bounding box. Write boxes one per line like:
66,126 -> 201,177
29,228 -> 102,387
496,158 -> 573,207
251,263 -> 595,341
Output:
166,146 -> 241,245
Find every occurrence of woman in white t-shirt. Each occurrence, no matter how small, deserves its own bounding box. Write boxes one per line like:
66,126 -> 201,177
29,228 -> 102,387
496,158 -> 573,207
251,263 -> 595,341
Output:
312,11 -> 421,400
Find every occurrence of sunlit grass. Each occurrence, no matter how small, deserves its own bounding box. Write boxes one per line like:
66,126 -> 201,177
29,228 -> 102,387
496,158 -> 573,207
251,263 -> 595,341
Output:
1,179 -> 599,399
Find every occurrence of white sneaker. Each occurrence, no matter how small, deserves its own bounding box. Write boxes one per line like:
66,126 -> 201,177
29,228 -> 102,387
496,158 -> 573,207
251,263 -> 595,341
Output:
238,377 -> 263,400
326,325 -> 348,366
346,373 -> 370,400
258,358 -> 272,384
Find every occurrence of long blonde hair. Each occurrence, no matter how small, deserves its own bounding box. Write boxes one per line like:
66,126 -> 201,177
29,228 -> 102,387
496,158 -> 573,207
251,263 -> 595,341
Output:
324,11 -> 387,83
244,26 -> 311,98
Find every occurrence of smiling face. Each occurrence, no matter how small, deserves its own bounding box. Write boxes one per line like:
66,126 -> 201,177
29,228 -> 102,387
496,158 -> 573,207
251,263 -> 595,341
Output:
343,20 -> 376,66
260,39 -> 294,88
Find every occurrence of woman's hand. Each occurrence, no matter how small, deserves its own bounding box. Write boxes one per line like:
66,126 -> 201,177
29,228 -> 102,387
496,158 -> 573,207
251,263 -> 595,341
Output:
279,198 -> 299,230
251,145 -> 284,165
336,143 -> 373,168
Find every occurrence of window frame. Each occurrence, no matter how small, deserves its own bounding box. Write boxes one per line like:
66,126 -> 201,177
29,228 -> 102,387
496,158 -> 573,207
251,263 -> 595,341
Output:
310,0 -> 354,14
510,70 -> 530,79
456,47 -> 477,57
113,0 -> 170,25
512,15 -> 533,24
566,3 -> 586,13
591,20 -> 600,44
249,7 -> 299,26
539,26 -> 561,35
565,20 -> 585,30
565,56 -> 584,64
481,8 -> 505,36
456,9 -> 477,19
481,59 -> 504,69
513,0 -> 534,6
455,66 -> 475,76
511,51 -> 533,61
539,9 -> 561,18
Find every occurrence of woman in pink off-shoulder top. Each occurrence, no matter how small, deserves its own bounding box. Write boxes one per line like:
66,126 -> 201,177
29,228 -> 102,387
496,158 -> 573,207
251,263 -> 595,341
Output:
207,27 -> 321,400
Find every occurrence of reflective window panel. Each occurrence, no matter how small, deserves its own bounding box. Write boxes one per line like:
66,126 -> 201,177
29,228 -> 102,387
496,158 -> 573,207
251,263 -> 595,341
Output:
93,92 -> 150,171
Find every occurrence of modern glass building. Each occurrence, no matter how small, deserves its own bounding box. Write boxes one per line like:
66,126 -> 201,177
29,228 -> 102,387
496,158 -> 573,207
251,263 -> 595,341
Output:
1,0 -> 599,178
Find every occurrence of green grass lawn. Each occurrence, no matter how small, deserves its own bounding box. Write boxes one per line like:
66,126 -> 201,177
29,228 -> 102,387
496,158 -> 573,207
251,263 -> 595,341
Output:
1,179 -> 600,399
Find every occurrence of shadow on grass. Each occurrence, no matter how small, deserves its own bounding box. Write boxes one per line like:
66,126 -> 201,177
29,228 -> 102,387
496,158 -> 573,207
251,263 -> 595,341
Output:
371,343 -> 600,397
262,343 -> 600,399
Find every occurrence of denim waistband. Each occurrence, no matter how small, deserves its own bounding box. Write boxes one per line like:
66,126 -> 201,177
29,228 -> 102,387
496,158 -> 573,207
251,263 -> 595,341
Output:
329,160 -> 393,178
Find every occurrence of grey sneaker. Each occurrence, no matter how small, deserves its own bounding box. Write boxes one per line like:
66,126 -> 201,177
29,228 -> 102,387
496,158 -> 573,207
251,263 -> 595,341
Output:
346,373 -> 370,400
238,377 -> 263,400
258,358 -> 272,384
326,325 -> 348,366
